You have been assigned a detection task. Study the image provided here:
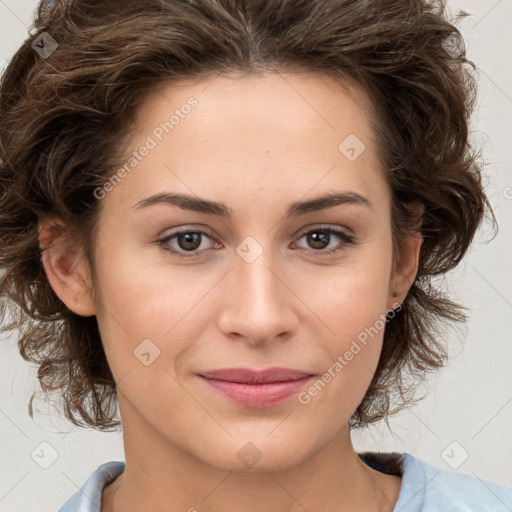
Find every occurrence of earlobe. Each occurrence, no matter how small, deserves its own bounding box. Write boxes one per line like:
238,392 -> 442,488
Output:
39,218 -> 97,317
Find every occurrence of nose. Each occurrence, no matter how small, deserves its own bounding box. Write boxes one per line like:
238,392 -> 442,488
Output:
216,244 -> 299,345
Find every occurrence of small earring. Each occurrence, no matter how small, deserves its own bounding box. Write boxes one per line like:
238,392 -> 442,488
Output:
72,297 -> 78,305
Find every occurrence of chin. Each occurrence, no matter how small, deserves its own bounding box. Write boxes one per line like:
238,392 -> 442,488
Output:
191,430 -> 322,474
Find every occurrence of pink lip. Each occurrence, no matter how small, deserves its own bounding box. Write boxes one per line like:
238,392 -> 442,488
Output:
198,367 -> 314,407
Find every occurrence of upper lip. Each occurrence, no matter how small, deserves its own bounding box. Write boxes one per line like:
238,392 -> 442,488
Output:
198,367 -> 314,384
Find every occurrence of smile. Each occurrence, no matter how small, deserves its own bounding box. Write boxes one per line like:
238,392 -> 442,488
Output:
197,367 -> 315,407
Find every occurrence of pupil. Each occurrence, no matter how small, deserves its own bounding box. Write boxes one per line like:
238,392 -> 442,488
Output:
178,232 -> 201,251
308,231 -> 329,249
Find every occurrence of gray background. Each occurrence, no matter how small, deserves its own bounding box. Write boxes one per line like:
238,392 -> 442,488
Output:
0,0 -> 511,510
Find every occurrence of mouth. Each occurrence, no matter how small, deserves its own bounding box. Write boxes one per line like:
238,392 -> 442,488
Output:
197,367 -> 315,407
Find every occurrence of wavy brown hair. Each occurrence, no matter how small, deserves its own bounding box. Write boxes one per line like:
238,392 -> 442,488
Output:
0,0 -> 495,430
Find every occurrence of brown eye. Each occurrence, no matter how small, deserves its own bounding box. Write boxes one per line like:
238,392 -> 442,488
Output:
176,232 -> 203,251
294,227 -> 355,256
305,230 -> 331,250
156,229 -> 217,258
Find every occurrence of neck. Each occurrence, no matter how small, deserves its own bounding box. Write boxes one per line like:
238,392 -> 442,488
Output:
102,398 -> 401,512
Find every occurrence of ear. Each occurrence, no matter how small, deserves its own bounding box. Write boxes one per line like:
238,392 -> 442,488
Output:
38,216 -> 97,317
387,203 -> 424,311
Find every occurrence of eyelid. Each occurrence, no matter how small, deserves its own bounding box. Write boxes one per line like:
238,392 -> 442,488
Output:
294,223 -> 354,239
155,226 -> 219,259
155,223 -> 356,258
158,224 -> 215,239
291,225 -> 355,253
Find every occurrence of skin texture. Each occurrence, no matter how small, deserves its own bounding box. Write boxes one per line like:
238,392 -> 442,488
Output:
39,72 -> 422,512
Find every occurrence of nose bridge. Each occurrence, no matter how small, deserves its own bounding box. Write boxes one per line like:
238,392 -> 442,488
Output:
218,235 -> 297,343
235,235 -> 285,312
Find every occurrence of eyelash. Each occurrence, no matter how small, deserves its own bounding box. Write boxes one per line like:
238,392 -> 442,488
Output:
155,225 -> 356,259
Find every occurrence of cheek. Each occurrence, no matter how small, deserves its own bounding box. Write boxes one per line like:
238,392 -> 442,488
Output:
296,238 -> 393,400
296,284 -> 390,432
330,265 -> 391,353
300,237 -> 393,344
91,245 -> 217,383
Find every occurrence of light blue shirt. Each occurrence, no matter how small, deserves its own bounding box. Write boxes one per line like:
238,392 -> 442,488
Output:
58,452 -> 512,511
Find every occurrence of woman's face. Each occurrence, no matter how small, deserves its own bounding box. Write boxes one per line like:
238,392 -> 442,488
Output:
65,73 -> 419,471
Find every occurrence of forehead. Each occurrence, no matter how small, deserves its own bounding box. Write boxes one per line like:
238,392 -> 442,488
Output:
134,71 -> 376,146
100,72 -> 388,220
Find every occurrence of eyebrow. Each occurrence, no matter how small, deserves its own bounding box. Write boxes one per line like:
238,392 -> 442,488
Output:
131,190 -> 374,217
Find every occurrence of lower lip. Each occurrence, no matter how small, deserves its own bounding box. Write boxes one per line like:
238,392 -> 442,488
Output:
199,375 -> 313,407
